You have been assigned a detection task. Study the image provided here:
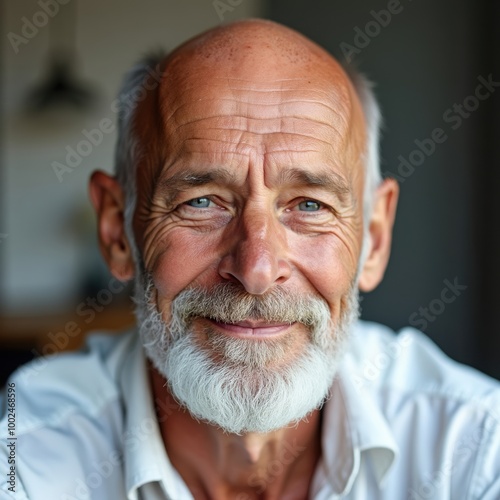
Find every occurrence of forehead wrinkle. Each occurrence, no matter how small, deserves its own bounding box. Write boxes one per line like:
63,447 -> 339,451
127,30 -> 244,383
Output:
173,114 -> 341,132
163,102 -> 350,151
174,129 -> 342,155
163,78 -> 346,115
165,98 -> 346,125
159,71 -> 351,122
202,131 -> 337,149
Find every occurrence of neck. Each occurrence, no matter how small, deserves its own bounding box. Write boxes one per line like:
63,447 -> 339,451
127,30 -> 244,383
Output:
149,364 -> 323,499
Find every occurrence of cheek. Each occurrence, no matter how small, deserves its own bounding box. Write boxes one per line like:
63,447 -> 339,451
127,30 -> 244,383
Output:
290,235 -> 357,304
150,230 -> 222,303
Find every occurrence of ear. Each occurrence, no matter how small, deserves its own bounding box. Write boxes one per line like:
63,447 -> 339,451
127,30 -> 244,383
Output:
358,178 -> 399,292
89,171 -> 135,281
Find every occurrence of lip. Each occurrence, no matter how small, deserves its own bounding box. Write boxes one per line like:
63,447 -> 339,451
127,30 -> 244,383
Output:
208,319 -> 295,338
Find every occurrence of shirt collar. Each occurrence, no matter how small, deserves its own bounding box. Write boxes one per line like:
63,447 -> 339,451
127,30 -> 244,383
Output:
319,353 -> 399,496
118,328 -> 398,499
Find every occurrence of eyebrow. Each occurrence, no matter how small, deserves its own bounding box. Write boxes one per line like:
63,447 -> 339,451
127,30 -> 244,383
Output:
277,167 -> 352,200
156,168 -> 237,206
156,166 -> 352,207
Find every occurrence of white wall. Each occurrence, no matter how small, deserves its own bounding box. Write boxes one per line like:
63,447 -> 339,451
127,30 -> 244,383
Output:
2,0 -> 264,314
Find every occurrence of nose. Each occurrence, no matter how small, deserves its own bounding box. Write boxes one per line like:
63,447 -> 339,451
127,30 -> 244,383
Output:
218,208 -> 292,295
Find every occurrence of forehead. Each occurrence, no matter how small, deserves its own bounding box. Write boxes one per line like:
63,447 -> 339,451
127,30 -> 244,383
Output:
135,36 -> 366,191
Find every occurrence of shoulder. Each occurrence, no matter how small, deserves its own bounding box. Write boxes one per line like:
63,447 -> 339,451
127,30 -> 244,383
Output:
0,329 -> 137,434
348,320 -> 500,401
345,321 -> 500,498
0,330 -> 138,497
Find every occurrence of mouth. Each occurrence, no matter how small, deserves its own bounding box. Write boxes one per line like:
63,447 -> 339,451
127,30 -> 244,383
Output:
206,319 -> 296,338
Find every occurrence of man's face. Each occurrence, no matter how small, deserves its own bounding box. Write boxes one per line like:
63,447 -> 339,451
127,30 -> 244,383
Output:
134,44 -> 366,366
121,28 -> 371,433
90,23 -> 398,433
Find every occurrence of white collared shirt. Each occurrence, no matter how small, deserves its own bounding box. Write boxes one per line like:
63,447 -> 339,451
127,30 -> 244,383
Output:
1,321 -> 499,499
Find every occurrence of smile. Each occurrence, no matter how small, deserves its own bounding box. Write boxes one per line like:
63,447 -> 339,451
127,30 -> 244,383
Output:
207,319 -> 296,338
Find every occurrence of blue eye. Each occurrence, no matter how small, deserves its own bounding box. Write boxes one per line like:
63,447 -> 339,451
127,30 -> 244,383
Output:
185,197 -> 212,208
298,200 -> 321,211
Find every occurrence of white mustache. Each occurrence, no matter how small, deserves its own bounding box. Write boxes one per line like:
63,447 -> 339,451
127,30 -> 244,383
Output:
170,282 -> 331,331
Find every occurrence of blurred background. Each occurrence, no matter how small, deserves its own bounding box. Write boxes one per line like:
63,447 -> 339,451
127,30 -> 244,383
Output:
1,0 -> 499,383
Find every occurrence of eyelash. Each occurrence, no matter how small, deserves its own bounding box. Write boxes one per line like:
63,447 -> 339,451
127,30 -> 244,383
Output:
179,196 -> 330,215
289,199 -> 324,212
184,197 -> 216,209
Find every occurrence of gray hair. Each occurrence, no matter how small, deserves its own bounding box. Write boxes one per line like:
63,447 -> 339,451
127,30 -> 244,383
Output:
113,52 -> 165,268
113,53 -> 383,265
346,67 -> 383,220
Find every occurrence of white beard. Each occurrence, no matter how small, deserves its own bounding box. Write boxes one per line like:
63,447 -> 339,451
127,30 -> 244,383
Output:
135,278 -> 359,435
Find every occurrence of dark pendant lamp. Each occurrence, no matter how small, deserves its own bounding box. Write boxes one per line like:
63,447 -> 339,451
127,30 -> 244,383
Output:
26,0 -> 95,112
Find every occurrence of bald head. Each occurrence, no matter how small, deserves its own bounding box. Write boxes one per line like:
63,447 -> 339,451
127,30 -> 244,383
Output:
159,19 -> 363,139
166,19 -> 343,73
114,19 -> 382,251
127,20 -> 363,197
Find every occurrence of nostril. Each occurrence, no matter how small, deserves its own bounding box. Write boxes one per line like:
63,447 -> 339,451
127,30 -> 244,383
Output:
218,247 -> 292,295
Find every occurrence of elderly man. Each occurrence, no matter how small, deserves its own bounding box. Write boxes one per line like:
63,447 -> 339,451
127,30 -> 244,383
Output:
1,19 -> 500,500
